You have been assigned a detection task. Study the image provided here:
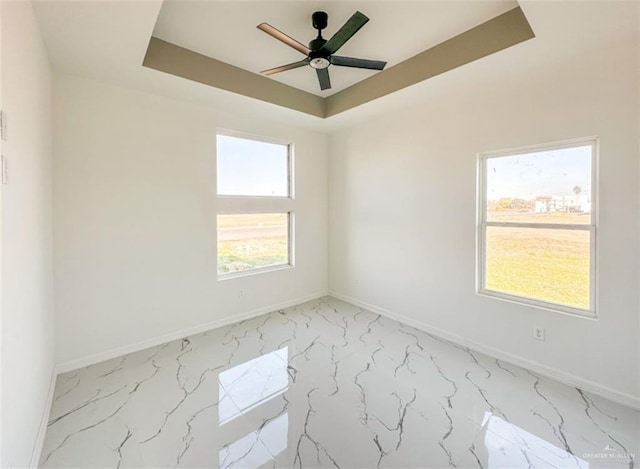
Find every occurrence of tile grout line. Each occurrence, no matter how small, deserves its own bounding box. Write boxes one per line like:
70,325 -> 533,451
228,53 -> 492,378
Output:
33,291 -> 638,466
328,290 -> 640,411
32,290 -> 329,467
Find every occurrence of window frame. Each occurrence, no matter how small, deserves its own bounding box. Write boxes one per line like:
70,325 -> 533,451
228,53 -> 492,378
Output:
216,129 -> 295,280
476,137 -> 598,318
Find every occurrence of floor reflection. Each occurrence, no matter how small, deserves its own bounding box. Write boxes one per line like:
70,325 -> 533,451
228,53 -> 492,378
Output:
474,412 -> 589,468
218,347 -> 289,424
218,348 -> 290,468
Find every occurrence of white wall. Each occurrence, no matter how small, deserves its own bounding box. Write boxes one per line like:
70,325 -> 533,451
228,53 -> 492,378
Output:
1,1 -> 54,467
53,74 -> 328,365
0,2 -> 3,462
329,2 -> 639,403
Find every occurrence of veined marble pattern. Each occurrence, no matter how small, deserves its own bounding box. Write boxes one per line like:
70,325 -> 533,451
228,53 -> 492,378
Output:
41,297 -> 638,468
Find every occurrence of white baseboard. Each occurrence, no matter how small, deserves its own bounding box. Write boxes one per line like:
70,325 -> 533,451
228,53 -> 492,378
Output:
329,290 -> 640,411
56,291 -> 328,374
30,363 -> 58,468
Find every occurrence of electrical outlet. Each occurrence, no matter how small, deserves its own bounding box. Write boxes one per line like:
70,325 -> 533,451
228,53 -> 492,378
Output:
533,327 -> 545,341
237,289 -> 244,299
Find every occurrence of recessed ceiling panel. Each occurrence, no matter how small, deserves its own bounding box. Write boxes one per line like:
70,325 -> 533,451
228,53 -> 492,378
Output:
153,1 -> 519,96
144,6 -> 535,118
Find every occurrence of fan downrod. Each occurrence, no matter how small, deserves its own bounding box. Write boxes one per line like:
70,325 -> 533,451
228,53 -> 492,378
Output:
309,11 -> 328,51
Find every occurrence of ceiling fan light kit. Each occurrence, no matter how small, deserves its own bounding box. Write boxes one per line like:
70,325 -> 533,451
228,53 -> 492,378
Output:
257,10 -> 387,91
309,57 -> 330,70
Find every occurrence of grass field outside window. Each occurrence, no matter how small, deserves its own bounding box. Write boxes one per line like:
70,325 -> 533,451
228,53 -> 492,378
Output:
216,131 -> 294,278
217,213 -> 289,275
478,139 -> 596,315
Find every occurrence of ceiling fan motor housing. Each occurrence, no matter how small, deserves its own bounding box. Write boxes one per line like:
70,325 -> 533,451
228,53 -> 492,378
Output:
309,47 -> 330,69
309,37 -> 327,51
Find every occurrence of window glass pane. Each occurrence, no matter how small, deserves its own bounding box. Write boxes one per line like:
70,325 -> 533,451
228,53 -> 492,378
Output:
486,145 -> 591,224
485,226 -> 590,310
217,134 -> 289,196
218,213 -> 289,275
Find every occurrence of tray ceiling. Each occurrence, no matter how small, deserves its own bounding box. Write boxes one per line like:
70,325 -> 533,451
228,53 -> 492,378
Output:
145,4 -> 535,118
31,1 -> 636,130
152,1 -> 520,97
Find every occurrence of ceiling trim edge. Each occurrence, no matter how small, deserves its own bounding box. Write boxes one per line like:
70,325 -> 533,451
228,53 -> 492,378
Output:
326,6 -> 535,117
142,6 -> 534,120
143,37 -> 326,117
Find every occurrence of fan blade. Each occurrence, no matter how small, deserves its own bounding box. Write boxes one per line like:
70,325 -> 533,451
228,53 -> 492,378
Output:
316,68 -> 331,90
261,59 -> 309,76
257,23 -> 311,55
330,56 -> 386,70
322,11 -> 369,54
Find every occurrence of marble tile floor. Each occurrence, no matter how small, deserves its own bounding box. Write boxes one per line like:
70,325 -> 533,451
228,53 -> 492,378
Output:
41,297 -> 639,468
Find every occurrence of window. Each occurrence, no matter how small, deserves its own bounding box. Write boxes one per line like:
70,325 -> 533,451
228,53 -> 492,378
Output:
477,138 -> 597,316
217,134 -> 290,197
216,131 -> 293,277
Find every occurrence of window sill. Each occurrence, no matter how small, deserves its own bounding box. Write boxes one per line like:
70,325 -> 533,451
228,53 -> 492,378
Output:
477,289 -> 597,320
218,263 -> 293,281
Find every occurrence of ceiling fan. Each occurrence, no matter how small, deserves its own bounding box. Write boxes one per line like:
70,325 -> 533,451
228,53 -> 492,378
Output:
257,11 -> 387,91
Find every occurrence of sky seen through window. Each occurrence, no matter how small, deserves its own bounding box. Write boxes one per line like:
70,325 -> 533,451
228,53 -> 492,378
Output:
217,134 -> 289,197
486,145 -> 591,201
